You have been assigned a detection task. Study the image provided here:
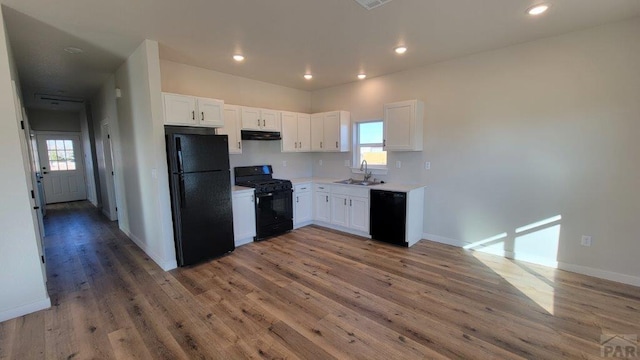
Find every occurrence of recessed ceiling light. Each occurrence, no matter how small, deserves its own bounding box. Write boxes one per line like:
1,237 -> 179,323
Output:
233,54 -> 245,62
63,47 -> 84,54
304,74 -> 313,80
358,74 -> 367,80
527,4 -> 549,16
394,46 -> 408,55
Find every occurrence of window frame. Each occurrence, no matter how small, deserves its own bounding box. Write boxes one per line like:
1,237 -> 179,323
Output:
352,120 -> 388,175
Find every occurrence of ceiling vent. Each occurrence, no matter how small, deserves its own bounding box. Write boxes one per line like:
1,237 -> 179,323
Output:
34,93 -> 84,105
354,0 -> 393,10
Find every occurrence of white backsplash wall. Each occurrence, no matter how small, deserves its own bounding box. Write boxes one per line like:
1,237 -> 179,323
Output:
230,140 -> 313,182
311,151 -> 424,184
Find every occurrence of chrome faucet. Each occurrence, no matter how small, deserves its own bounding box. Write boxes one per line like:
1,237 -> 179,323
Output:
360,160 -> 372,182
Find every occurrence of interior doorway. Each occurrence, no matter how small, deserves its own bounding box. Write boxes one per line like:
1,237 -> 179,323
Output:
36,132 -> 87,204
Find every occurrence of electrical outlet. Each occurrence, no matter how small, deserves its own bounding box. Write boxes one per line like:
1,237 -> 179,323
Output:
425,161 -> 431,170
396,161 -> 402,168
344,160 -> 351,167
319,159 -> 323,166
581,235 -> 592,247
282,160 -> 287,167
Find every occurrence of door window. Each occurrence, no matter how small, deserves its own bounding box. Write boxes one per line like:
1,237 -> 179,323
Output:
46,139 -> 76,171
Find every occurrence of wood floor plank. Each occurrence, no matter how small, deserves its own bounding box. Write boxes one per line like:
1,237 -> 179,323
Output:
2,202 -> 639,359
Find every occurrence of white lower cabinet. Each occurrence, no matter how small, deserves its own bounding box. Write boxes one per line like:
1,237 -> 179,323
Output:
294,183 -> 313,228
313,184 -> 331,223
330,187 -> 369,233
232,190 -> 256,246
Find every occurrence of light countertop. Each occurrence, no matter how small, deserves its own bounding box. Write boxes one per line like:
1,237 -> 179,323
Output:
289,177 -> 425,192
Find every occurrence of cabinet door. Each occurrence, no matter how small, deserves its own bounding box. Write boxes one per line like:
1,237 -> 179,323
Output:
281,112 -> 298,152
349,196 -> 369,233
330,194 -> 349,227
295,191 -> 313,225
163,93 -> 197,126
197,98 -> 224,127
261,109 -> 281,131
314,191 -> 330,223
384,100 -> 423,151
232,192 -> 256,245
241,107 -> 262,130
310,113 -> 324,151
220,105 -> 242,154
297,113 -> 311,152
323,111 -> 340,151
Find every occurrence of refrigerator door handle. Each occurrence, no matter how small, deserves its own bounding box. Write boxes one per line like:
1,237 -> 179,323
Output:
176,137 -> 184,173
179,174 -> 186,208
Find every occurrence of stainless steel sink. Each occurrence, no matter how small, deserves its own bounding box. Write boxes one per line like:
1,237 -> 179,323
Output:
334,178 -> 381,186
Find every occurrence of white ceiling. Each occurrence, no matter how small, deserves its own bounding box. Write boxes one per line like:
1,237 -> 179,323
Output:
2,0 -> 640,109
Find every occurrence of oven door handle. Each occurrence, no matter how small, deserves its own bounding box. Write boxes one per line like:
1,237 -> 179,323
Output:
256,192 -> 274,198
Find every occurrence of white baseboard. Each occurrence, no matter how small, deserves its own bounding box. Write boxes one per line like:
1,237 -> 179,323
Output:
423,233 -> 467,247
558,262 -> 640,287
0,297 -> 51,322
122,229 -> 177,271
235,237 -> 254,247
423,233 -> 639,287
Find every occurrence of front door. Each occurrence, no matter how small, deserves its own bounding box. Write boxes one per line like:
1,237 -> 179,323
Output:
37,133 -> 87,204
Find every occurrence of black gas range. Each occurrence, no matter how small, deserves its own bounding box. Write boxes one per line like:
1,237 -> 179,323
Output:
234,165 -> 293,241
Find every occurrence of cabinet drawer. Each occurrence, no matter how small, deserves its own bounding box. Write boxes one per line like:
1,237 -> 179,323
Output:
314,184 -> 330,192
295,183 -> 312,193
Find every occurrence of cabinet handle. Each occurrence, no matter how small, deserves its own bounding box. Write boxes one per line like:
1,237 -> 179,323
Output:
300,141 -> 302,148
320,141 -> 323,149
336,141 -> 338,148
350,199 -> 352,206
238,141 -> 241,149
201,112 -> 205,121
383,139 -> 386,147
263,119 -> 266,127
294,142 -> 297,149
301,187 -> 307,190
257,119 -> 260,126
344,198 -> 346,206
192,111 -> 195,120
326,195 -> 328,202
296,196 -> 299,203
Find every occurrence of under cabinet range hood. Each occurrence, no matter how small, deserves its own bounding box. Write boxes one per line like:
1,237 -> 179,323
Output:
241,130 -> 282,141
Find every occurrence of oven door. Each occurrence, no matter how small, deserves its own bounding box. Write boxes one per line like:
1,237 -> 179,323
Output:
255,189 -> 293,240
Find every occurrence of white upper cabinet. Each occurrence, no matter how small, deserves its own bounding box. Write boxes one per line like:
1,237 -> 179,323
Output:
241,106 -> 281,131
310,111 -> 350,152
197,97 -> 225,127
383,100 -> 424,151
163,92 -> 224,128
219,105 -> 242,154
282,112 -> 311,152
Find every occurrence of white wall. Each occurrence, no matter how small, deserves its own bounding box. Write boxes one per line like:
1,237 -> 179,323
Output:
160,60 -> 314,180
28,109 -> 81,132
0,6 -> 49,322
114,40 -> 176,270
79,105 -> 98,206
90,75 -> 119,221
311,17 -> 640,284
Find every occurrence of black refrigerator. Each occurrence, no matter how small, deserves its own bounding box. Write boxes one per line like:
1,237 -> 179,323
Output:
165,126 -> 235,266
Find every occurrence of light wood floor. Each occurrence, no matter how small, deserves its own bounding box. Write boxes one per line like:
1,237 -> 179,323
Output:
1,202 -> 639,359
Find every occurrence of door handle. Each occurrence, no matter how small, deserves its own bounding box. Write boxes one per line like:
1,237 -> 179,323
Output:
178,174 -> 186,208
175,137 -> 184,174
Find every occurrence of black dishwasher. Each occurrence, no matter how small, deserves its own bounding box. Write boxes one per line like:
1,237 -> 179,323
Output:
370,190 -> 407,246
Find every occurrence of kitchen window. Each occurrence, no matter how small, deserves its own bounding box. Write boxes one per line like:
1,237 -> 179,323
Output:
355,121 -> 387,168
